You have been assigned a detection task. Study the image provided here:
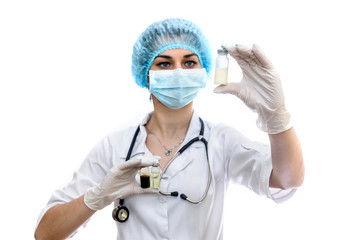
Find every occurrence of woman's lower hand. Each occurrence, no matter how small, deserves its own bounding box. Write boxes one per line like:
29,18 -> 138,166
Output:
84,156 -> 160,211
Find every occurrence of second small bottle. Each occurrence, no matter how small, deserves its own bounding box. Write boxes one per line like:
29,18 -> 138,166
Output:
151,166 -> 160,189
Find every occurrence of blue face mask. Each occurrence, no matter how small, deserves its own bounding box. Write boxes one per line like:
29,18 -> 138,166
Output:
149,68 -> 207,109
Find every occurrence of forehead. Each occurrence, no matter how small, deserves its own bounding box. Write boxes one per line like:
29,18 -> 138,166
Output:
158,48 -> 197,57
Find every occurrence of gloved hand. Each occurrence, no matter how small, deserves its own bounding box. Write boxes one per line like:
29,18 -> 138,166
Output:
214,44 -> 291,134
84,156 -> 160,211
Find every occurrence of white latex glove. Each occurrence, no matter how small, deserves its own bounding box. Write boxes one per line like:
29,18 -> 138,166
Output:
214,44 -> 291,134
84,156 -> 160,211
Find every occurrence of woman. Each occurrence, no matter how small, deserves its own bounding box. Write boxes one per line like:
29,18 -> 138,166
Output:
35,18 -> 304,240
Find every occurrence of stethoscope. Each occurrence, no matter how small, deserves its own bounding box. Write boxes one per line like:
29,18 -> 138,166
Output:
112,117 -> 212,223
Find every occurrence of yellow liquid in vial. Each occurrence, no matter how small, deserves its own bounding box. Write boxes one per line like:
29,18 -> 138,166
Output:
151,172 -> 160,189
214,68 -> 228,85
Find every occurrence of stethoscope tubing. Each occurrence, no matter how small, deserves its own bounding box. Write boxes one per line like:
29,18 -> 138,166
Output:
158,134 -> 211,204
114,117 -> 212,222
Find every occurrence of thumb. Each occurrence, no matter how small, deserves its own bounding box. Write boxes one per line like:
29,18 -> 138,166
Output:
214,82 -> 242,95
132,185 -> 159,195
214,82 -> 249,103
141,188 -> 159,194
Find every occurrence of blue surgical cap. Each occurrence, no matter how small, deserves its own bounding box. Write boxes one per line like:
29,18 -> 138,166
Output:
131,18 -> 213,88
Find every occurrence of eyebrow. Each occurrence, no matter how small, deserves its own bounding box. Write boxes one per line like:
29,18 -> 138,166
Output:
184,53 -> 197,58
155,53 -> 197,59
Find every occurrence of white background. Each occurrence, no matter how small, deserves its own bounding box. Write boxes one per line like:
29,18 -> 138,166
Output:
1,0 -> 359,239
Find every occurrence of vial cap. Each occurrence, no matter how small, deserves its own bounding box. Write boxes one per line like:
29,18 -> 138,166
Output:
217,48 -> 228,54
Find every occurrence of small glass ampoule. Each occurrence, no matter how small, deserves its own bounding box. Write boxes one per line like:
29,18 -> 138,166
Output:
151,166 -> 160,189
214,48 -> 229,85
140,167 -> 150,188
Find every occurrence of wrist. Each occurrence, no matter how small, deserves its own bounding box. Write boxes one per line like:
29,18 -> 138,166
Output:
84,187 -> 105,211
256,106 -> 292,134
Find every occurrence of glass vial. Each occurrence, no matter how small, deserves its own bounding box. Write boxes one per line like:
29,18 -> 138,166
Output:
214,48 -> 229,85
140,167 -> 150,188
151,166 -> 160,189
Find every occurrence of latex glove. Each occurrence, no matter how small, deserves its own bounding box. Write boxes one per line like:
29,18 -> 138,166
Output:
214,44 -> 291,134
84,156 -> 160,211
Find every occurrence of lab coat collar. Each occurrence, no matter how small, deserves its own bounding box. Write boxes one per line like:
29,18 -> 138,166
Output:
182,111 -> 201,144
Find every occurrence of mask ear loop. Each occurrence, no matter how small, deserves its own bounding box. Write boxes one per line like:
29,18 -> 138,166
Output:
146,72 -> 150,87
147,72 -> 153,102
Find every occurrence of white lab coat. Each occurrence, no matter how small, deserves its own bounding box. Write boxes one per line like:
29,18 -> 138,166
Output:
36,112 -> 295,240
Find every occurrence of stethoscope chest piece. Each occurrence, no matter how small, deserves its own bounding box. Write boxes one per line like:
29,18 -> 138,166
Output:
112,204 -> 130,223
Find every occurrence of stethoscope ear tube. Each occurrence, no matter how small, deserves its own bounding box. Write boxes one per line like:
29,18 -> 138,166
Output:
180,194 -> 187,200
159,134 -> 211,205
159,191 -> 179,197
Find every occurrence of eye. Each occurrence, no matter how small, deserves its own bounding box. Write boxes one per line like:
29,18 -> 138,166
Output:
157,62 -> 171,68
184,61 -> 197,67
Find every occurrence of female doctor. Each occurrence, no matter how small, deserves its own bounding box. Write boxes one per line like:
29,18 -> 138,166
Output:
35,18 -> 304,240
